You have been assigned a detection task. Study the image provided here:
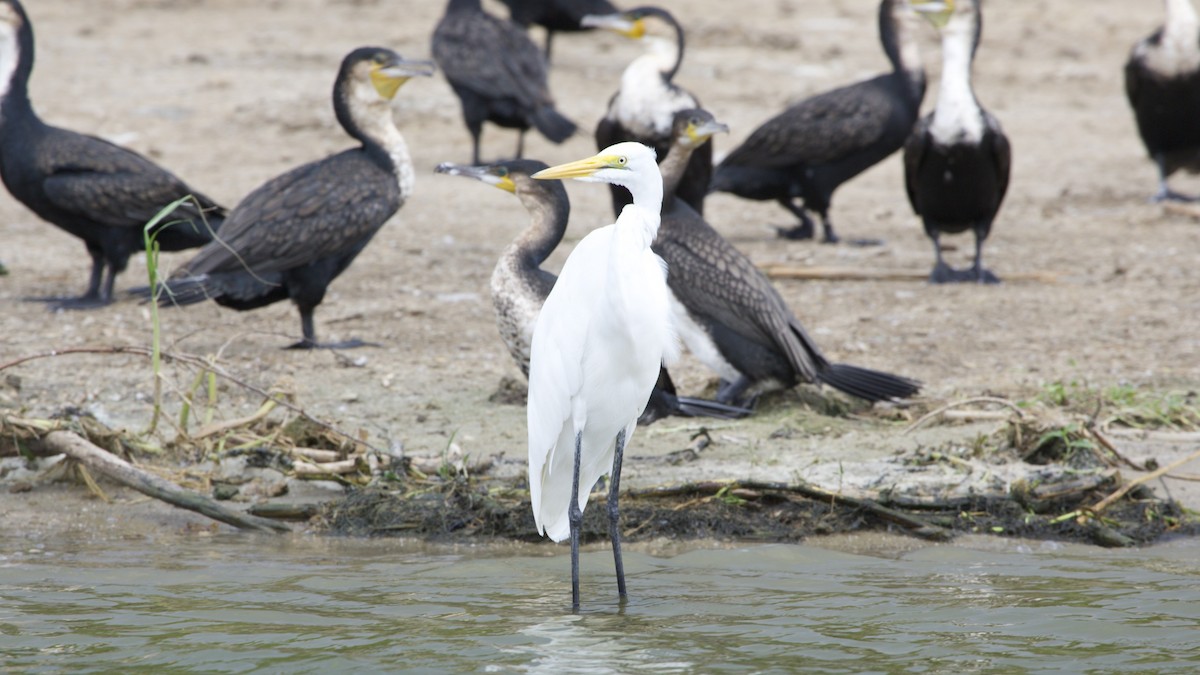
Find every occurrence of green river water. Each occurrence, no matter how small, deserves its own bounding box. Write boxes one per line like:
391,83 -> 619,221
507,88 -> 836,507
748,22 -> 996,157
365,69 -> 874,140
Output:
2,531 -> 1199,673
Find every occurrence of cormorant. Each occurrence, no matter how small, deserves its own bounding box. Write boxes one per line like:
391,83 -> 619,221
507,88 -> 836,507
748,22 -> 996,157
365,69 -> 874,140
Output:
434,158 -> 747,424
657,109 -> 922,406
585,6 -> 712,216
433,0 -> 577,165
904,0 -> 1009,284
709,0 -> 926,243
133,48 -> 433,348
0,0 -> 225,309
1125,0 -> 1200,202
498,0 -> 618,61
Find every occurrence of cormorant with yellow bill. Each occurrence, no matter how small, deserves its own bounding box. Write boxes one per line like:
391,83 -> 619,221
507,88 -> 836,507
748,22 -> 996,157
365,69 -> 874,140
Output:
1125,0 -> 1200,202
904,0 -> 1009,284
133,48 -> 433,348
585,6 -> 712,217
709,0 -> 926,243
657,109 -> 921,406
434,158 -> 747,424
498,0 -> 618,61
0,0 -> 224,310
434,0 -> 577,165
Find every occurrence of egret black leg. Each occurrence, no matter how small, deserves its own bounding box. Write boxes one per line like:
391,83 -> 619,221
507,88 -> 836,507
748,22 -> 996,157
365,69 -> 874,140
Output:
608,428 -> 628,600
569,430 -> 584,611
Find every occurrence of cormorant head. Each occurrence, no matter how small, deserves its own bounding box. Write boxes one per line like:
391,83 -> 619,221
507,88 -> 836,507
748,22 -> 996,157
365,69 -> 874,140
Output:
532,142 -> 658,190
580,7 -> 675,40
340,47 -> 434,103
670,109 -> 729,150
436,159 -> 569,217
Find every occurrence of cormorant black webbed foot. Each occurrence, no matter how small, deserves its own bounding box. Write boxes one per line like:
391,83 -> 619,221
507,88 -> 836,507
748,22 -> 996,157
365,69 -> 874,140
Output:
929,263 -> 1000,284
775,221 -> 816,240
25,293 -> 112,311
1151,187 -> 1200,203
284,337 -> 380,350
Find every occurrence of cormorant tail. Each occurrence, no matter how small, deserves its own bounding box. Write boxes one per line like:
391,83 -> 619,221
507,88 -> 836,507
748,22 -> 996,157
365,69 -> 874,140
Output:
532,105 -> 577,144
816,362 -> 921,403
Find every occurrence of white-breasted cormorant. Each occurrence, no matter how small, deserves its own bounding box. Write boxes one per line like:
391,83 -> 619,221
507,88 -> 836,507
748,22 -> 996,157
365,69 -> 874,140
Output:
585,6 -> 712,217
658,109 -> 922,406
904,0 -> 1009,284
434,157 -> 747,424
0,0 -> 225,309
525,142 -> 675,610
134,48 -> 433,348
498,0 -> 618,61
433,0 -> 577,165
1125,0 -> 1200,202
709,0 -> 926,243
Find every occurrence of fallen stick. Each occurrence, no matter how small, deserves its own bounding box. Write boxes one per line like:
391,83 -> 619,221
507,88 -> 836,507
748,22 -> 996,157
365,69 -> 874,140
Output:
1103,429 -> 1200,443
292,458 -> 359,476
627,479 -> 952,541
1163,202 -> 1200,219
1090,446 -> 1200,514
903,396 -> 1027,434
42,430 -> 289,533
192,399 -> 278,440
761,264 -> 1058,284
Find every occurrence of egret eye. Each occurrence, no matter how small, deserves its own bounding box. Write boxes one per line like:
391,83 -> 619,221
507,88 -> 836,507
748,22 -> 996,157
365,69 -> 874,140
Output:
617,156 -> 627,165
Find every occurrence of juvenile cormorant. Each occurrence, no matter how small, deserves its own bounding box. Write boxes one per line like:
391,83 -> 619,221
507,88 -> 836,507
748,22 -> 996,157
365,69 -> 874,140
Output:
525,142 -> 675,610
433,0 -> 577,165
709,0 -> 926,243
434,158 -> 747,424
0,0 -> 225,309
904,0 -> 1009,284
1125,0 -> 1200,202
498,0 -> 618,61
585,6 -> 711,216
134,48 -> 433,348
658,109 -> 921,406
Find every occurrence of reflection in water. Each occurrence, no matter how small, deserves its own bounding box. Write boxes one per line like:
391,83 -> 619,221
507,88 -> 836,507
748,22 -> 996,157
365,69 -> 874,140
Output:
1,534 -> 1199,672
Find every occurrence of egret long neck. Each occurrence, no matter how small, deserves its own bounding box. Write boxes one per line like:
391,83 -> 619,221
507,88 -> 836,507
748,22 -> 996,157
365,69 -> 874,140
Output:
930,15 -> 983,145
619,176 -> 664,245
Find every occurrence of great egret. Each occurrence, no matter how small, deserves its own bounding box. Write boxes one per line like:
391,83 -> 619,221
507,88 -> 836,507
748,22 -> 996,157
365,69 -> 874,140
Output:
433,158 -> 747,424
527,141 -> 676,610
583,6 -> 710,216
0,0 -> 225,309
904,0 -> 1010,283
131,48 -> 433,347
1124,0 -> 1200,202
709,0 -> 926,243
656,109 -> 922,406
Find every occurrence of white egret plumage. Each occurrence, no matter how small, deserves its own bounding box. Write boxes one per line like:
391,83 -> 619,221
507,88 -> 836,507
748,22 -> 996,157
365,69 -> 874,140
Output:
527,141 -> 677,610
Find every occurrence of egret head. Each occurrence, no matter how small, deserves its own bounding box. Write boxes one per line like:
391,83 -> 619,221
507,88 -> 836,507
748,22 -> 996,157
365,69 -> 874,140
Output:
532,142 -> 658,190
671,109 -> 729,150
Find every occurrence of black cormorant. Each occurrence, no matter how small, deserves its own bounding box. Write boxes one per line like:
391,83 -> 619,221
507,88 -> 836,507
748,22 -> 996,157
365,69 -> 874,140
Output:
585,6 -> 711,217
498,0 -> 618,61
904,0 -> 1009,284
0,0 -> 225,309
433,0 -> 577,165
134,48 -> 433,348
709,0 -> 926,243
657,109 -> 921,406
434,157 -> 747,424
1125,0 -> 1200,202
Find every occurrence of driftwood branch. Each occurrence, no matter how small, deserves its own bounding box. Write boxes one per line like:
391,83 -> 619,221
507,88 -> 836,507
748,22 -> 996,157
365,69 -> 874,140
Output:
761,264 -> 1058,284
903,396 -> 1028,434
627,480 -> 952,541
43,430 -> 289,533
1090,446 -> 1200,514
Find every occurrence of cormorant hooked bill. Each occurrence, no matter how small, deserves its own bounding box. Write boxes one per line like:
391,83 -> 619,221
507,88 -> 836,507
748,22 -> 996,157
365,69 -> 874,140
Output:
434,158 -> 747,425
433,0 -> 577,165
133,48 -> 433,348
586,6 -> 712,217
1125,0 -> 1200,202
657,109 -> 922,406
709,0 -> 926,244
0,0 -> 225,309
904,0 -> 1010,284
498,0 -> 618,62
